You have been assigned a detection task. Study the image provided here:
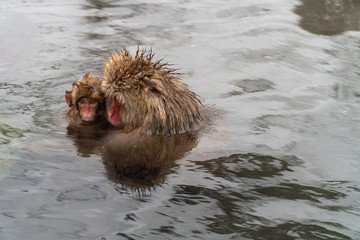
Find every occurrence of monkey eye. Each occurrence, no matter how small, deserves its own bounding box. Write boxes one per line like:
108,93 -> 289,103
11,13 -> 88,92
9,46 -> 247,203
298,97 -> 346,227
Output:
90,99 -> 97,105
78,98 -> 85,105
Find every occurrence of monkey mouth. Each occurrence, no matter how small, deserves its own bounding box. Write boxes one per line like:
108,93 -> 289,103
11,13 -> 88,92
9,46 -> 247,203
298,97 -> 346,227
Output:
81,117 -> 96,123
108,112 -> 123,128
80,113 -> 97,123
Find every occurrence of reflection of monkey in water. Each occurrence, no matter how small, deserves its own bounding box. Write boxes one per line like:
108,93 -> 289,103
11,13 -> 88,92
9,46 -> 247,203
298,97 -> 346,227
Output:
65,74 -> 106,125
101,49 -> 204,135
102,132 -> 199,191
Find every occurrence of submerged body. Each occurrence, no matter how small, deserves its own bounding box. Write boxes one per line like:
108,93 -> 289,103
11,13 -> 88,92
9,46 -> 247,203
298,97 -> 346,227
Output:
101,49 -> 203,135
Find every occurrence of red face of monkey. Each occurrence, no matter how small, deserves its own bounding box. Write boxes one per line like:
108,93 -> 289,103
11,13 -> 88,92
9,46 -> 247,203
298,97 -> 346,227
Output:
106,97 -> 124,127
77,97 -> 100,123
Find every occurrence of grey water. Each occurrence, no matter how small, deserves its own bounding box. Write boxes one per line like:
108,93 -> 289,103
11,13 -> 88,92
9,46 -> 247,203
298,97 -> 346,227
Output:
1,0 -> 360,239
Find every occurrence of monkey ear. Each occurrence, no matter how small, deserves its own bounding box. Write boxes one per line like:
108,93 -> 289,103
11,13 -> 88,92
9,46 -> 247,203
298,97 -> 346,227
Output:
65,90 -> 72,106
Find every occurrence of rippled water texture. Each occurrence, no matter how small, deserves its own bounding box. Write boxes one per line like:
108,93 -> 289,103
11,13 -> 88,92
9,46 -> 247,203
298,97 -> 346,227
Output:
1,0 -> 360,239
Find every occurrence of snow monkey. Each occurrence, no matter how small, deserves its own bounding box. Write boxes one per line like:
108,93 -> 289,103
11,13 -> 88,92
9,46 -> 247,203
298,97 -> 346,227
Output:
101,49 -> 203,135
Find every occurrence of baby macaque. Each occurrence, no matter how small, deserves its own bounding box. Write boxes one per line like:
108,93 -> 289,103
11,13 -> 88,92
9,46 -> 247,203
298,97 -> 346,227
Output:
101,49 -> 203,135
65,74 -> 106,125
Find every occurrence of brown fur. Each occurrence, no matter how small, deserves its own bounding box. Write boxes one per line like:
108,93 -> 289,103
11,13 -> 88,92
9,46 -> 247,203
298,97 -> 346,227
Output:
101,49 -> 203,135
66,74 -> 106,125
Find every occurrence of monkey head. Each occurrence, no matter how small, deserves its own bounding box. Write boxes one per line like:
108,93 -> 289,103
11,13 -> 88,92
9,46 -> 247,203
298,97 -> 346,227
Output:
65,74 -> 105,125
101,49 -> 203,135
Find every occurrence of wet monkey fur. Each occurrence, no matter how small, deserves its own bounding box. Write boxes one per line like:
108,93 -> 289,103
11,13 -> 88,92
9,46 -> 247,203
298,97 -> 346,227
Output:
101,49 -> 203,135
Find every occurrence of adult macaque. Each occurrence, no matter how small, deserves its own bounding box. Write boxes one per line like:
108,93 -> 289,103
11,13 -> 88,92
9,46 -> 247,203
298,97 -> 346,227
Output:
101,49 -> 203,135
65,74 -> 106,125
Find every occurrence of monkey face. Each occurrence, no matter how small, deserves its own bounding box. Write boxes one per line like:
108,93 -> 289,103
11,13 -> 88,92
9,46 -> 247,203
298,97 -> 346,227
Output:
65,74 -> 106,126
77,97 -> 100,123
106,97 -> 124,128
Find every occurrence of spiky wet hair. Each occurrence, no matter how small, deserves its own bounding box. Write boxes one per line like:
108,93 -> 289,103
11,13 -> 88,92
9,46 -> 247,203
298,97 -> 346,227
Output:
102,49 -> 203,135
69,74 -> 104,106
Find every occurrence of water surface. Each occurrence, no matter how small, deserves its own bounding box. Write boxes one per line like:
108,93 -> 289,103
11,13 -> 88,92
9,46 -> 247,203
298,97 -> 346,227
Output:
1,0 -> 360,239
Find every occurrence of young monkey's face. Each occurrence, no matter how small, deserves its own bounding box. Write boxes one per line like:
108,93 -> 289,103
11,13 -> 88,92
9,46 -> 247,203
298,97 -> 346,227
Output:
65,74 -> 105,126
77,97 -> 100,123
